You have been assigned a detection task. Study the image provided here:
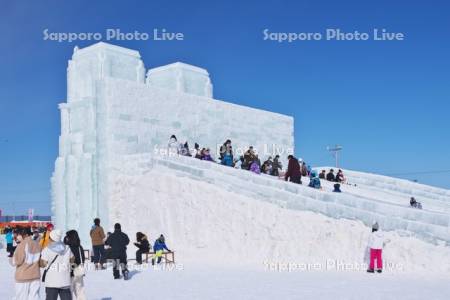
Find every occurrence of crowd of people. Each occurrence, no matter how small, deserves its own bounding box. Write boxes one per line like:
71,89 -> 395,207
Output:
167,135 -> 351,194
5,218 -> 172,299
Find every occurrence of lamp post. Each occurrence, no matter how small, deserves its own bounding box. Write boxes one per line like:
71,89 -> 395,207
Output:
327,145 -> 343,168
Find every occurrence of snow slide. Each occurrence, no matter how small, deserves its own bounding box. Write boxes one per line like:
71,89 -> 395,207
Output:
105,154 -> 450,273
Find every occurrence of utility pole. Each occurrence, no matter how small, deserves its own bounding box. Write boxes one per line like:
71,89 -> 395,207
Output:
327,145 -> 343,168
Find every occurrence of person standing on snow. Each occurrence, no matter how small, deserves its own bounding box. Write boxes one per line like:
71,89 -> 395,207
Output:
12,227 -> 41,300
367,222 -> 385,273
64,230 -> 86,300
285,155 -> 302,184
5,227 -> 14,257
90,218 -> 106,270
105,223 -> 130,280
40,223 -> 54,249
40,229 -> 74,300
271,155 -> 282,177
152,235 -> 172,265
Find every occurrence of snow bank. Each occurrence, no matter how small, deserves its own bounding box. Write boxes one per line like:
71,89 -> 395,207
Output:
106,154 -> 450,273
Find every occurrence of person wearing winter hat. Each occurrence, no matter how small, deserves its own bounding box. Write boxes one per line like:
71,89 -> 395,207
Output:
12,227 -> 41,300
333,183 -> 342,193
105,223 -> 130,280
40,223 -> 54,249
40,229 -> 74,300
367,222 -> 385,273
308,171 -> 321,189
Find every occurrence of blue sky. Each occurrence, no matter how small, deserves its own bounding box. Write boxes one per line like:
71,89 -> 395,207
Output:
1,0 -> 449,215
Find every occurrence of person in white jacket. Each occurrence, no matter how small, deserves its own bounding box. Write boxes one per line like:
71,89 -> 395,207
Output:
40,229 -> 74,300
367,222 -> 384,273
167,135 -> 181,157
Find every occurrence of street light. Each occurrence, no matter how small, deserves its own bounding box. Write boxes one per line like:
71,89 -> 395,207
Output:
327,145 -> 343,168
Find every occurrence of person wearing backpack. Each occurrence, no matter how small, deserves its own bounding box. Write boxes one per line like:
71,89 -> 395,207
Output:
64,230 -> 86,300
12,227 -> 41,300
308,171 -> 321,189
40,229 -> 74,300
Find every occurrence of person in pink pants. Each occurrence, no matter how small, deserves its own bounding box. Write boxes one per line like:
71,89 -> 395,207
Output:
367,222 -> 385,273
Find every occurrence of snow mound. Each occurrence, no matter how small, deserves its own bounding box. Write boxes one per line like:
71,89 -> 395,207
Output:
106,154 -> 450,273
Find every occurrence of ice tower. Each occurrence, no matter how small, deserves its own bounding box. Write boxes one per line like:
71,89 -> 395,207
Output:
51,42 -> 294,244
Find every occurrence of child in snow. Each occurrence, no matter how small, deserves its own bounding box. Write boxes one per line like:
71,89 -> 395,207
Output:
5,227 -> 14,257
308,171 -> 321,189
152,235 -> 172,265
367,222 -> 385,273
250,160 -> 261,174
333,183 -> 342,193
201,148 -> 214,162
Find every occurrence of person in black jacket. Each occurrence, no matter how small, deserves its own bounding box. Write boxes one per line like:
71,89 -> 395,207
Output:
319,170 -> 326,179
326,169 -> 336,182
105,223 -> 130,280
134,232 -> 151,264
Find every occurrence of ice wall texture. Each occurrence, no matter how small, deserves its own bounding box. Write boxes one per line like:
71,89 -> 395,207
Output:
51,42 -> 294,244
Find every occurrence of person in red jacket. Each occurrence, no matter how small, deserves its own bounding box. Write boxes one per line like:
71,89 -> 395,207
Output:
284,155 -> 302,184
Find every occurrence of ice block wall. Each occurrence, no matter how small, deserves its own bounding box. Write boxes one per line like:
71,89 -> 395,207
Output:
51,42 -> 294,244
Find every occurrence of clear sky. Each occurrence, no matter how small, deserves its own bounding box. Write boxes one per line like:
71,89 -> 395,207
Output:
1,0 -> 449,215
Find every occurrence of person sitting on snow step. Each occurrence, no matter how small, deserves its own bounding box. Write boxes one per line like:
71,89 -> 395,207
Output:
219,140 -> 234,167
308,171 -> 321,189
326,169 -> 336,182
367,222 -> 385,273
333,183 -> 342,193
319,170 -> 326,179
410,197 -> 423,209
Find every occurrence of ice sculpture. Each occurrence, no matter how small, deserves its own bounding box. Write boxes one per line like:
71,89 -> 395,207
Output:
51,42 -> 295,244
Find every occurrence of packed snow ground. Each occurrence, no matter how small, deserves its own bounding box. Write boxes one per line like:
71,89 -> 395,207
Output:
2,247 -> 450,299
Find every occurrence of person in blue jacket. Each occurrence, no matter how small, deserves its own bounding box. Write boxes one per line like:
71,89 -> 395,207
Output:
308,171 -> 321,189
152,234 -> 171,265
5,227 -> 14,257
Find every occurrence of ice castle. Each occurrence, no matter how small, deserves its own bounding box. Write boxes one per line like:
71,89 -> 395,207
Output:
51,42 -> 295,242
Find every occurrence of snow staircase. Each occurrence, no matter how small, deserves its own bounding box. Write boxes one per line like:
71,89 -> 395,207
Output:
122,154 -> 450,245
